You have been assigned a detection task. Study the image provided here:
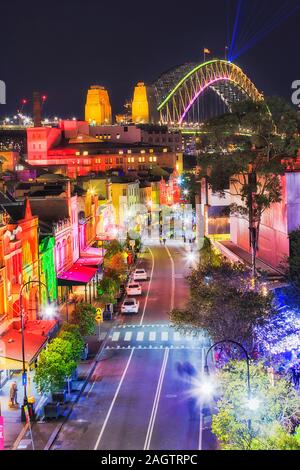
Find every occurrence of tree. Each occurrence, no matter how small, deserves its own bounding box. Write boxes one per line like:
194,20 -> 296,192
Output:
59,323 -> 84,362
34,338 -> 77,394
170,251 -> 276,351
103,252 -> 127,280
212,361 -> 300,450
198,98 -> 300,280
97,276 -> 120,304
103,240 -> 124,259
72,303 -> 96,336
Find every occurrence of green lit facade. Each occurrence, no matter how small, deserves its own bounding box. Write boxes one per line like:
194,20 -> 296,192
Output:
39,236 -> 57,302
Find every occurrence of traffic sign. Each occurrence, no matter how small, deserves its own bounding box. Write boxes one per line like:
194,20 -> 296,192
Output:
95,308 -> 103,323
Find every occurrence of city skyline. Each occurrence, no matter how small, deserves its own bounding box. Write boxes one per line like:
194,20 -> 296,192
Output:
1,0 -> 300,117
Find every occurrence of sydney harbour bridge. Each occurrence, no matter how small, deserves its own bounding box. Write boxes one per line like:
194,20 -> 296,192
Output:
152,59 -> 263,128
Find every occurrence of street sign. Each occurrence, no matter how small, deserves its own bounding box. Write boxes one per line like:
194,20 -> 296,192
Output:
95,307 -> 103,323
0,416 -> 4,451
22,372 -> 27,387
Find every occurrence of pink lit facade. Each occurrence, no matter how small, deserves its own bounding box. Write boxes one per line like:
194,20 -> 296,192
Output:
230,170 -> 300,269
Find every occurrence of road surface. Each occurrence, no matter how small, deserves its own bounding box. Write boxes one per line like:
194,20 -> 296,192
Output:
51,243 -> 216,451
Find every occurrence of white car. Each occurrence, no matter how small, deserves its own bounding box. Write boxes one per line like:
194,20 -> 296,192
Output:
126,282 -> 142,296
121,298 -> 140,314
133,269 -> 148,281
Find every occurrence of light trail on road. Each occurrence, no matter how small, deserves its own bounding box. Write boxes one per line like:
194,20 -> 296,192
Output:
144,348 -> 170,450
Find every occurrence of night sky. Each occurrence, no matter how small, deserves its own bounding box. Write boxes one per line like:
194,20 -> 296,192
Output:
1,0 -> 300,118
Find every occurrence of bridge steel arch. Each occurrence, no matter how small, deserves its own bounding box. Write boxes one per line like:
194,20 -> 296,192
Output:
157,60 -> 264,126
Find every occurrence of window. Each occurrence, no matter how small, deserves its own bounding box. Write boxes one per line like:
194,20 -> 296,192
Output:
83,151 -> 88,156
123,189 -> 127,196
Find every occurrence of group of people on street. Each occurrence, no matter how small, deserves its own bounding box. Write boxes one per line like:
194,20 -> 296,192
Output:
289,362 -> 300,388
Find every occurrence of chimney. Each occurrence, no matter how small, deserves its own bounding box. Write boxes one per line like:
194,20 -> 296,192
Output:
33,91 -> 42,127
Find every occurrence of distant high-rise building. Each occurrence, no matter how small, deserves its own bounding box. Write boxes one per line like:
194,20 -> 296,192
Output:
132,82 -> 159,124
85,85 -> 112,125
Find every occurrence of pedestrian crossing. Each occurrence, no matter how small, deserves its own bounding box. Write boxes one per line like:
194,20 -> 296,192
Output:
105,324 -> 210,350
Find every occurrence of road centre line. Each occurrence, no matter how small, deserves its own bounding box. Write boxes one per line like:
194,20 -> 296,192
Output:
144,348 -> 169,450
139,246 -> 155,326
94,348 -> 135,450
164,246 -> 175,312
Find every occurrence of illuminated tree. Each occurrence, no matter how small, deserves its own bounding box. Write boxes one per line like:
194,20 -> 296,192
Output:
59,324 -> 84,362
34,338 -> 77,394
97,277 -> 120,304
103,240 -> 124,259
72,303 -> 96,336
198,98 -> 300,279
212,361 -> 300,450
103,252 -> 127,281
170,247 -> 276,351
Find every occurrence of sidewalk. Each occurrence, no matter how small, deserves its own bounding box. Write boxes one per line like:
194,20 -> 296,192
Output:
2,251 -> 142,450
215,240 -> 285,281
2,320 -> 112,451
0,367 -> 43,450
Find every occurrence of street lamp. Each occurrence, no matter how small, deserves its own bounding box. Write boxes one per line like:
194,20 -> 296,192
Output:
204,339 -> 259,429
19,280 -> 54,422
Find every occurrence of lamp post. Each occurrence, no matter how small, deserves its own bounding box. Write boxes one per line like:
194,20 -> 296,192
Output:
19,280 -> 54,422
204,339 -> 256,430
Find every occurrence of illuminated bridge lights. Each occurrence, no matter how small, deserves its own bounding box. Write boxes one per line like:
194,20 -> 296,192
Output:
156,59 -> 263,126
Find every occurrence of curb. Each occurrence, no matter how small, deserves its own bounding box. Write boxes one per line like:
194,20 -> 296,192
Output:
45,327 -> 112,450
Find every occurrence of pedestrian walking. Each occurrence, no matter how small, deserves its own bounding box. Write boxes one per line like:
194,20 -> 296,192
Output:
9,381 -> 18,407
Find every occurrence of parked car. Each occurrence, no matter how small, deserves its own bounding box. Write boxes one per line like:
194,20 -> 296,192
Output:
126,282 -> 142,296
121,298 -> 140,314
133,268 -> 148,281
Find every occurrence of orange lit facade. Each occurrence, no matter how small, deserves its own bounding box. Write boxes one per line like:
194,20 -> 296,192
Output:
85,85 -> 112,125
132,82 -> 159,124
2,200 -> 39,321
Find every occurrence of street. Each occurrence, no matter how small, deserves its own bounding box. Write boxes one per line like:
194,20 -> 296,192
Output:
50,243 -> 216,451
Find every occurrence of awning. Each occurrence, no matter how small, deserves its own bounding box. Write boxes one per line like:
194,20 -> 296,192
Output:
77,257 -> 103,267
57,262 -> 97,286
79,246 -> 103,267
0,328 -> 48,370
